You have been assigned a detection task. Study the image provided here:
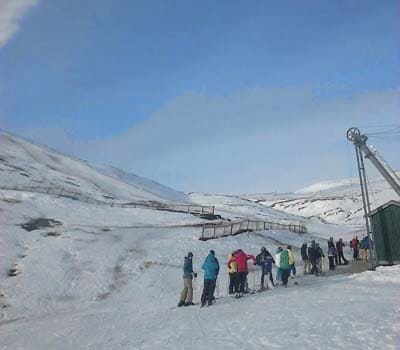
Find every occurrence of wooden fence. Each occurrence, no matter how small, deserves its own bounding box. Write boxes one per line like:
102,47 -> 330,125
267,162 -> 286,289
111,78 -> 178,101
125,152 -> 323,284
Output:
0,185 -> 215,215
200,219 -> 307,240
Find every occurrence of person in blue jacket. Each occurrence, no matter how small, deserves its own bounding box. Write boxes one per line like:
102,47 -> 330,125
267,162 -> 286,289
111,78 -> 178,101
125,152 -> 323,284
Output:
178,252 -> 197,307
201,250 -> 220,307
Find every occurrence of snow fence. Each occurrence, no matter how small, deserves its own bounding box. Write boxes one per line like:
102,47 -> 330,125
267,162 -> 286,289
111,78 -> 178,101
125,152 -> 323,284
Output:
200,219 -> 307,240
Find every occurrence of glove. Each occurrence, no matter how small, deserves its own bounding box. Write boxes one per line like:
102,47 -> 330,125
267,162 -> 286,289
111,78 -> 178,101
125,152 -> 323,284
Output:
193,272 -> 198,278
253,263 -> 257,265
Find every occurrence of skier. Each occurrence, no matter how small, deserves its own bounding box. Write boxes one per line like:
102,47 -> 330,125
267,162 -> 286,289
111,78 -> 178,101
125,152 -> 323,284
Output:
228,249 -> 256,298
280,247 -> 291,287
178,252 -> 197,307
308,241 -> 318,275
201,251 -> 220,307
328,237 -> 338,265
336,238 -> 348,265
350,236 -> 360,261
256,247 -> 275,290
208,250 -> 219,302
301,242 -> 310,275
287,245 -> 296,278
316,243 -> 325,274
328,245 -> 336,270
227,251 -> 237,295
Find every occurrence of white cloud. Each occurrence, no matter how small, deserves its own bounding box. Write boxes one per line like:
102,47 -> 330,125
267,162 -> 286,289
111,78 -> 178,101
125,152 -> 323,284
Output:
0,0 -> 38,49
6,87 -> 400,194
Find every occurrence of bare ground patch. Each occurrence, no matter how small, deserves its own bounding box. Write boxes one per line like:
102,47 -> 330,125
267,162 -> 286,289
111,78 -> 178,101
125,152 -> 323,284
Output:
21,218 -> 62,232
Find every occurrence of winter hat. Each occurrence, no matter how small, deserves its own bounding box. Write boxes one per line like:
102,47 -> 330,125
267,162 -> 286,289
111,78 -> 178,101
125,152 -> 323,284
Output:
210,250 -> 215,255
261,247 -> 266,252
187,252 -> 193,257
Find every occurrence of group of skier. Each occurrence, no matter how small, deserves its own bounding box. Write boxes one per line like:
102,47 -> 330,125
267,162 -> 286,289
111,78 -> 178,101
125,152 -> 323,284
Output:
178,245 -> 298,307
178,237 -> 359,307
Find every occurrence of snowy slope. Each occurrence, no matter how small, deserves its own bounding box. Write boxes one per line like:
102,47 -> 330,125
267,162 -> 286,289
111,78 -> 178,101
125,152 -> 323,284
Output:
242,174 -> 399,226
0,131 -> 399,349
0,188 -> 399,349
0,131 -> 189,203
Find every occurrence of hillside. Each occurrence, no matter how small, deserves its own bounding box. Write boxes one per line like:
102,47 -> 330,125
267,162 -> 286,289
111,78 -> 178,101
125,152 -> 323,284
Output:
242,174 -> 399,226
0,132 -> 398,349
0,131 -> 189,203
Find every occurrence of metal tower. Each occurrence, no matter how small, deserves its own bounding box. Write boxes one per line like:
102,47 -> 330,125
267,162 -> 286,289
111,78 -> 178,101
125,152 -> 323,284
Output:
346,127 -> 400,269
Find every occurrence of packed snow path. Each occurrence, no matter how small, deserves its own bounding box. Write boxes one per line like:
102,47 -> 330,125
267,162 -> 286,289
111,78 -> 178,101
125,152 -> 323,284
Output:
1,265 -> 399,349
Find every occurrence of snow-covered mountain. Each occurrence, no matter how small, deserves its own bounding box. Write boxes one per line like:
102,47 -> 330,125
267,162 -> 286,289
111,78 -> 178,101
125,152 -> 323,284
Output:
242,174 -> 399,226
0,131 -> 398,349
0,131 -> 189,203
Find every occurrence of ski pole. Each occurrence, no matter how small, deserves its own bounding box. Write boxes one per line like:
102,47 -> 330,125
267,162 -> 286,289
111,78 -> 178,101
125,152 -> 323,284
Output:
216,279 -> 219,298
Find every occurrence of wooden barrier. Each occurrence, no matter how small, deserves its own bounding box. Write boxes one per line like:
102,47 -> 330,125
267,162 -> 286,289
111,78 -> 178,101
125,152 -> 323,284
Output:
0,185 -> 214,216
200,219 -> 307,240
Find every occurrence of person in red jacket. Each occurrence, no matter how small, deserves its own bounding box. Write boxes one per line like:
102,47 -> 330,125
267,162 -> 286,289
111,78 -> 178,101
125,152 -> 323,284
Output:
228,249 -> 256,298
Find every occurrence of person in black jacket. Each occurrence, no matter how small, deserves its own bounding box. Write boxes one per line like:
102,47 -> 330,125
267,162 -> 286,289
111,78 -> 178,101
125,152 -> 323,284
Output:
301,242 -> 310,275
308,241 -> 318,275
316,243 -> 325,274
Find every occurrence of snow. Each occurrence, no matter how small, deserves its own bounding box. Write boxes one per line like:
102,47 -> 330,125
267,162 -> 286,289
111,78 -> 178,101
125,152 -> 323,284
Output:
243,173 -> 399,226
0,132 -> 399,349
0,131 -> 189,203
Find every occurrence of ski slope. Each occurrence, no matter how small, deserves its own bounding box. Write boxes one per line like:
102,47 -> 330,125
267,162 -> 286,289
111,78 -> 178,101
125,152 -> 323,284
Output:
0,132 -> 399,349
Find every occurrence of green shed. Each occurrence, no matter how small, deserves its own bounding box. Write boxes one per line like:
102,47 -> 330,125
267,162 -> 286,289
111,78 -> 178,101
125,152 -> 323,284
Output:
368,200 -> 400,266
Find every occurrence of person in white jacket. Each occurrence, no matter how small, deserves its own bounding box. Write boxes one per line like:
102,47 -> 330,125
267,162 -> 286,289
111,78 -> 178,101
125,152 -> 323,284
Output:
275,247 -> 283,283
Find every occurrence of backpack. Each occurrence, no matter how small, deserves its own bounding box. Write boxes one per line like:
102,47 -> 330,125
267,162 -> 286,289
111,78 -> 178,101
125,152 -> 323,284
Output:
256,253 -> 263,266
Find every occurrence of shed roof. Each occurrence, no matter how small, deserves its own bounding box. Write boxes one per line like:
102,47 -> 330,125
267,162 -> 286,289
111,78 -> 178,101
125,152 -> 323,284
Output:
368,200 -> 400,216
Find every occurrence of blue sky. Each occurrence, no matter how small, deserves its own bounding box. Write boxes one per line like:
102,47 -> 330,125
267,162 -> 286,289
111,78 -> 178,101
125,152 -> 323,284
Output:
0,0 -> 399,193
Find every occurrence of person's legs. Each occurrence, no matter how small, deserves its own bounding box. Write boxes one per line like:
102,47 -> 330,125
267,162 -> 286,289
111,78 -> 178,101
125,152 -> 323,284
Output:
328,257 -> 334,270
180,278 -> 189,303
208,279 -> 216,304
276,268 -> 281,282
291,264 -> 296,277
317,258 -> 322,274
306,260 -> 311,274
229,273 -> 236,294
236,272 -> 245,294
182,278 -> 193,304
201,279 -> 212,306
281,269 -> 290,286
361,249 -> 367,262
261,270 -> 266,289
210,278 -> 217,300
269,270 -> 275,285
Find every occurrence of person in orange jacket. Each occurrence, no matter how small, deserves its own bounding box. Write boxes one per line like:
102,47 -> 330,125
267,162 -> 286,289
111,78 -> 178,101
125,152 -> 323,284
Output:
228,249 -> 256,298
